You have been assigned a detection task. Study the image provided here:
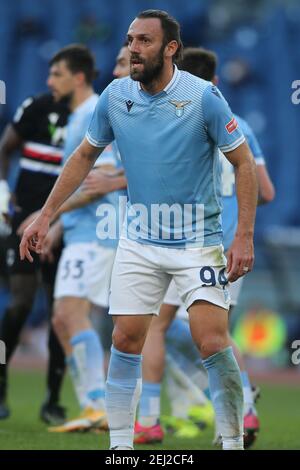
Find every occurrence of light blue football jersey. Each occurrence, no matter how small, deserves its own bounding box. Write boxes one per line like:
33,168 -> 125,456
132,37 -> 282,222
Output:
61,94 -> 120,248
87,66 -> 245,248
220,115 -> 265,251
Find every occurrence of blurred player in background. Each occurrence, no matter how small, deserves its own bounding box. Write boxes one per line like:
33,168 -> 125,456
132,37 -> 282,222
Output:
39,43 -> 131,405
0,86 -> 68,423
80,41 -> 130,374
20,10 -> 259,450
135,46 -> 275,448
20,44 -> 127,433
36,45 -> 127,432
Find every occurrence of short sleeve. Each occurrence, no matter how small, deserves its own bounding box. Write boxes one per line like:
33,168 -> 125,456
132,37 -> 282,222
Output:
202,85 -> 245,153
94,143 -> 116,167
86,86 -> 114,148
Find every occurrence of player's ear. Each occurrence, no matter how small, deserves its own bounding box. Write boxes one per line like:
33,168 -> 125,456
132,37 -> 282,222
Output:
212,75 -> 219,86
165,40 -> 178,60
74,71 -> 86,87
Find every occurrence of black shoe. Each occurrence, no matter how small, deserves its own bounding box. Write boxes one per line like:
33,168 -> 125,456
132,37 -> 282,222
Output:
251,385 -> 261,403
40,402 -> 66,425
0,401 -> 10,420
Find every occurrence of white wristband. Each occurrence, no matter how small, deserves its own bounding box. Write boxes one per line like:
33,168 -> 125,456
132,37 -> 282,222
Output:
0,179 -> 11,215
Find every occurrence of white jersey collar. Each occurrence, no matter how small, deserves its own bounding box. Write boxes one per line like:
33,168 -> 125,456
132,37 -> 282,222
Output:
138,65 -> 180,95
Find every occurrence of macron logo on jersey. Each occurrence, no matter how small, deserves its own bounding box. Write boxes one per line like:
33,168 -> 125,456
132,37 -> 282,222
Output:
226,117 -> 238,134
126,100 -> 134,112
211,86 -> 222,99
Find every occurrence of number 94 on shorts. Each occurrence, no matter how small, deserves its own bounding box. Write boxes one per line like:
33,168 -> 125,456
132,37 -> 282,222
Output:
109,239 -> 231,315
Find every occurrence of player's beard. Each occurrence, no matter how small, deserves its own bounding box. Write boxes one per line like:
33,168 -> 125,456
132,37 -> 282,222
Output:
59,91 -> 73,106
51,89 -> 73,107
130,44 -> 165,85
57,93 -> 72,107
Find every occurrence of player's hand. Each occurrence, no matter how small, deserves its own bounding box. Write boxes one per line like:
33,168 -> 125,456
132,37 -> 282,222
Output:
40,222 -> 62,263
40,236 -> 54,263
17,209 -> 41,236
19,212 -> 50,262
82,169 -> 114,196
226,233 -> 254,282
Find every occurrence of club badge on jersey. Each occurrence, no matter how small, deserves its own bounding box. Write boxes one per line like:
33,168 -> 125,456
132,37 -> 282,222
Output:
169,100 -> 192,117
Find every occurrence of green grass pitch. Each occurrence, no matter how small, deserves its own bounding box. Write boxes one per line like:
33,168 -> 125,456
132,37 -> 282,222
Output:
0,370 -> 299,450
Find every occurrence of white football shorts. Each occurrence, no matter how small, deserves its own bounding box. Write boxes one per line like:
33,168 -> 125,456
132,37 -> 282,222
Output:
163,279 -> 181,306
176,276 -> 244,320
54,242 -> 116,307
109,238 -> 230,315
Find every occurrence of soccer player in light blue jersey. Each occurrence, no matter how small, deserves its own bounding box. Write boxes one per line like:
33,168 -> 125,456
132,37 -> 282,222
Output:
20,11 -> 258,450
137,46 -> 275,448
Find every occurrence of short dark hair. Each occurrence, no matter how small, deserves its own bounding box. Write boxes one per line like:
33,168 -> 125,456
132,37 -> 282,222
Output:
136,10 -> 183,62
178,47 -> 217,81
49,44 -> 98,84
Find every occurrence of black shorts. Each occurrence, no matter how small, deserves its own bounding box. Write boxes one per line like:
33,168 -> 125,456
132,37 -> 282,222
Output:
6,210 -> 62,285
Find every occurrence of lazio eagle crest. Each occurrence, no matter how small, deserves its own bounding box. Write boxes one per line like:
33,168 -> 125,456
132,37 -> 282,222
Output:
169,100 -> 191,117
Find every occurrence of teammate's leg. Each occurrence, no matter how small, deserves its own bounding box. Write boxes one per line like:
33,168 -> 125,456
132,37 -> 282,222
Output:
91,305 -> 112,375
0,273 -> 37,418
48,243 -> 108,432
228,310 -> 260,447
52,296 -> 106,415
140,304 -> 177,420
227,279 -> 255,413
136,279 -> 180,433
40,276 -> 66,425
134,303 -> 177,444
165,317 -> 213,429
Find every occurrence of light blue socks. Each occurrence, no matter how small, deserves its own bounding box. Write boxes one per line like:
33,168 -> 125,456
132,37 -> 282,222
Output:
139,381 -> 161,426
70,329 -> 105,410
203,346 -> 244,450
106,346 -> 142,449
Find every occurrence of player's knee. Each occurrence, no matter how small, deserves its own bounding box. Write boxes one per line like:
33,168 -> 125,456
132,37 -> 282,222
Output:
148,320 -> 167,338
199,334 -> 228,359
52,304 -> 70,336
157,316 -> 174,334
112,326 -> 144,355
52,312 -> 63,337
